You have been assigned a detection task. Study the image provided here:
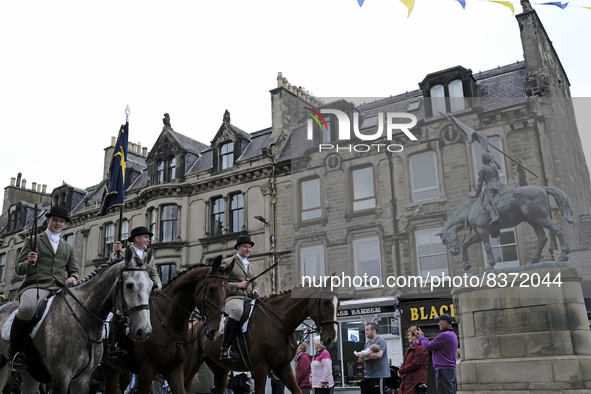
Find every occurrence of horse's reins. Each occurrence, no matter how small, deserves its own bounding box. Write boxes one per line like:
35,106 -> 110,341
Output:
149,267 -> 228,373
59,263 -> 150,376
253,288 -> 338,349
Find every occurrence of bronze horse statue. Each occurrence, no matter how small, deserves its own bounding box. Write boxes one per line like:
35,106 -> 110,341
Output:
101,256 -> 233,394
438,185 -> 573,270
194,286 -> 340,394
0,246 -> 153,394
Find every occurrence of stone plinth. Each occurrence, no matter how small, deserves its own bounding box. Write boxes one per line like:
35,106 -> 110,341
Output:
453,262 -> 591,393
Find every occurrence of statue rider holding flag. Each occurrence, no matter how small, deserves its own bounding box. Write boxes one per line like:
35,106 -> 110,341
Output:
475,151 -> 504,228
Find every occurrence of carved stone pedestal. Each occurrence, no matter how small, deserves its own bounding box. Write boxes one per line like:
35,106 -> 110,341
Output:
453,262 -> 591,393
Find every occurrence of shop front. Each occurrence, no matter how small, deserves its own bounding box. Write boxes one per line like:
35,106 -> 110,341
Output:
399,298 -> 458,394
295,297 -> 403,394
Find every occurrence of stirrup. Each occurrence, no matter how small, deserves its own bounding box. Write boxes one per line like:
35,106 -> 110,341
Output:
108,345 -> 128,359
220,346 -> 239,361
8,352 -> 28,371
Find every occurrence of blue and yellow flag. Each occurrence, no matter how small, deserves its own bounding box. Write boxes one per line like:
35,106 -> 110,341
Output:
99,122 -> 128,215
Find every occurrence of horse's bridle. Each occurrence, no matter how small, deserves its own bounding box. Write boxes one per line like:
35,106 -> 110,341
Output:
309,288 -> 339,337
112,265 -> 151,326
150,266 -> 228,346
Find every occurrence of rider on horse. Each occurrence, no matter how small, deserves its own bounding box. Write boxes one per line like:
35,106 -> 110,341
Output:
8,206 -> 80,370
109,226 -> 162,358
475,151 -> 504,228
220,235 -> 260,361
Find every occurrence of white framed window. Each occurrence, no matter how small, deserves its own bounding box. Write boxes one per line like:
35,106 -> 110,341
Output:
121,219 -> 129,248
351,167 -> 376,212
301,245 -> 325,282
430,84 -> 446,116
449,79 -> 465,112
410,151 -> 439,201
416,227 -> 448,279
103,223 -> 115,257
160,205 -> 178,242
149,209 -> 157,243
353,237 -> 382,287
230,194 -> 244,233
322,119 -> 332,143
0,254 -> 5,283
487,228 -> 519,268
158,263 -> 176,285
362,115 -> 378,128
300,178 -> 322,221
156,161 -> 164,185
220,142 -> 234,170
211,198 -> 225,236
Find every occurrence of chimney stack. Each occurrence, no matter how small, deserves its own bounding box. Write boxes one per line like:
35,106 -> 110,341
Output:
10,177 -> 15,187
42,184 -> 47,194
16,172 -> 22,188
22,179 -> 27,189
31,182 -> 37,191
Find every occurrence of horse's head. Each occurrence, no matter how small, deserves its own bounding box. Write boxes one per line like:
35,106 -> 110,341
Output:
115,246 -> 153,341
437,229 -> 460,256
308,290 -> 340,347
198,255 -> 232,340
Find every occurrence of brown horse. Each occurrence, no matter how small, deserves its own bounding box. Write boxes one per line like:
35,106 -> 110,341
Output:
101,256 -> 234,394
193,286 -> 340,394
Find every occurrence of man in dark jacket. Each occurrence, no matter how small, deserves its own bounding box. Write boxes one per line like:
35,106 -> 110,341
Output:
9,206 -> 80,370
416,314 -> 458,394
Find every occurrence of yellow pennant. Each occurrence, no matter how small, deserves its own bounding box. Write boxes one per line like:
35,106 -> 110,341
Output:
400,0 -> 416,17
490,0 -> 515,15
584,6 -> 591,9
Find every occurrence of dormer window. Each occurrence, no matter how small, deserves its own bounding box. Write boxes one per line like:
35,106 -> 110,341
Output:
220,142 -> 234,171
157,161 -> 165,185
419,66 -> 475,117
168,157 -> 176,182
449,79 -> 465,112
155,156 -> 177,185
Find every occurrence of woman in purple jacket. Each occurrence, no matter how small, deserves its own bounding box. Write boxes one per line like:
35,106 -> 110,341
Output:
296,342 -> 312,394
398,326 -> 428,394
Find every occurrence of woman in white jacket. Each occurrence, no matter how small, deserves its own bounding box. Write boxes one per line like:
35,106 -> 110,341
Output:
310,336 -> 335,394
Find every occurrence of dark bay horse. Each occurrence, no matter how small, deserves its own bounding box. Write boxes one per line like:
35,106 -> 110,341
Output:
0,246 -> 153,394
438,186 -> 573,270
101,256 -> 234,394
194,286 -> 340,394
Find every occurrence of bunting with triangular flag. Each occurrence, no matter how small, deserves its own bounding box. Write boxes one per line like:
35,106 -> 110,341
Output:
490,0 -> 516,14
399,0 -> 416,17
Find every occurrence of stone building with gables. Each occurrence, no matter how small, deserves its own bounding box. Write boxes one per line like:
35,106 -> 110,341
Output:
0,4 -> 590,392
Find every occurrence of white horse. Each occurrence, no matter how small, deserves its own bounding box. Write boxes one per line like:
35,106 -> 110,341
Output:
0,246 -> 154,394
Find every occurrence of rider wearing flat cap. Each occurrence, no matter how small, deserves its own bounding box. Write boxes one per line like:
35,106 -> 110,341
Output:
9,206 -> 80,370
220,235 -> 260,360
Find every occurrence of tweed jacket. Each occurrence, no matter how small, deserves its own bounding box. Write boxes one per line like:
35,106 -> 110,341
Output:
124,246 -> 161,286
16,232 -> 80,297
221,254 -> 259,301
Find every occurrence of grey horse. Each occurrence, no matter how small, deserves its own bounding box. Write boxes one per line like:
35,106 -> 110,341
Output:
0,246 -> 153,394
438,186 -> 573,270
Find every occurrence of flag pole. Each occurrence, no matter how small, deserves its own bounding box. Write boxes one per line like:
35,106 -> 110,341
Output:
116,105 -> 130,258
486,144 -> 539,178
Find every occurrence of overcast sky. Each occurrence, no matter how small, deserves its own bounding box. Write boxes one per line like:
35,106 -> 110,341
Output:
1,0 -> 589,208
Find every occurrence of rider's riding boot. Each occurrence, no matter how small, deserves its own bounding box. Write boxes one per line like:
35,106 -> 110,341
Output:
220,318 -> 240,361
7,317 -> 30,371
108,321 -> 128,359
